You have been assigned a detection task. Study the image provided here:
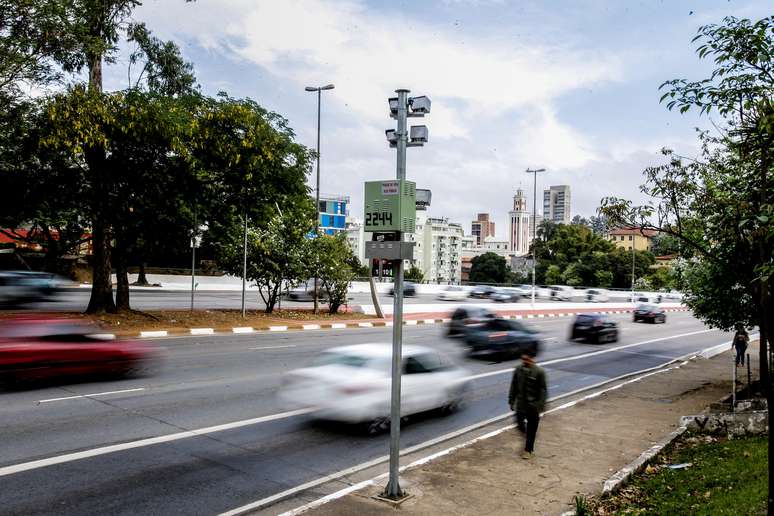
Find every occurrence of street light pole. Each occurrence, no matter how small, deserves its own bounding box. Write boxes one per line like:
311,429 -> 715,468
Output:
305,84 -> 335,315
525,168 -> 546,307
241,206 -> 248,318
631,235 -> 636,303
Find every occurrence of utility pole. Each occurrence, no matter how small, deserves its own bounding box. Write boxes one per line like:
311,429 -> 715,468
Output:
631,235 -> 636,303
525,168 -> 546,307
190,210 -> 197,312
241,207 -> 248,318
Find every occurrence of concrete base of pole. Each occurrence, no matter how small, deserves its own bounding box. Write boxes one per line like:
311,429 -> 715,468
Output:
374,490 -> 413,505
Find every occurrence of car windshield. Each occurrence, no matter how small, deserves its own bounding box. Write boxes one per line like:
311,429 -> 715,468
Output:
637,304 -> 655,311
576,315 -> 597,323
314,352 -> 375,369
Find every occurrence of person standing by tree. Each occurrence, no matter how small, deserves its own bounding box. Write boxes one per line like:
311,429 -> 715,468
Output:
733,324 -> 750,368
508,352 -> 547,459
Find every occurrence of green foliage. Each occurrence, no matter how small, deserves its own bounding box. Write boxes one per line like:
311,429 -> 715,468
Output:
309,233 -> 358,314
646,266 -> 676,291
405,265 -> 425,283
561,263 -> 583,286
217,203 -> 315,314
544,264 -> 562,285
650,233 -> 681,257
469,252 -> 507,284
573,495 -> 590,516
607,436 -> 767,515
594,270 -> 613,288
601,15 -> 773,332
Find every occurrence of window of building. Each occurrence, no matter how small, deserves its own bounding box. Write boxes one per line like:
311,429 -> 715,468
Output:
629,235 -> 633,241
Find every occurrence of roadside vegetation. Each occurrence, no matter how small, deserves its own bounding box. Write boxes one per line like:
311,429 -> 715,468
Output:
592,435 -> 767,515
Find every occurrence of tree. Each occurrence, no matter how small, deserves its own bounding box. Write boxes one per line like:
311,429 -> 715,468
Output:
600,16 -> 774,510
310,233 -> 358,314
405,265 -> 425,283
570,215 -> 589,227
217,204 -> 314,314
544,264 -> 562,285
469,252 -> 507,284
650,233 -> 681,256
594,270 -> 613,288
589,214 -> 610,236
561,263 -> 583,286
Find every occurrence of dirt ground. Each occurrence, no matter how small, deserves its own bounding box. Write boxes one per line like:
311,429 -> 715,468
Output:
0,308 -> 376,333
307,347 -> 744,516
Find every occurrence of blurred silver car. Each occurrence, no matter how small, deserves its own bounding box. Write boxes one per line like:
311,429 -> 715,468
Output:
279,343 -> 471,434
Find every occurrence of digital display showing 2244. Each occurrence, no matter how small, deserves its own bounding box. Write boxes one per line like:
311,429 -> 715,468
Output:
365,211 -> 393,226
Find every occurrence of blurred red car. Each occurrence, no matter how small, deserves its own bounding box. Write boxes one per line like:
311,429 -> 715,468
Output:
0,317 -> 159,387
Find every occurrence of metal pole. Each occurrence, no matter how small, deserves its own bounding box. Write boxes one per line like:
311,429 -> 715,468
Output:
631,241 -> 636,303
241,208 -> 248,318
313,89 -> 322,314
748,355 -> 752,397
385,88 -> 409,500
190,210 -> 196,312
531,171 -> 537,307
732,353 -> 737,411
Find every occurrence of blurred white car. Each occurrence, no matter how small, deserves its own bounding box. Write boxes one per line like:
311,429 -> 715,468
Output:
549,285 -> 574,301
278,344 -> 471,434
584,288 -> 610,302
437,286 -> 468,301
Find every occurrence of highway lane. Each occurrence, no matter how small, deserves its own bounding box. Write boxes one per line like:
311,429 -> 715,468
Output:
0,312 -> 727,515
31,288 -> 598,312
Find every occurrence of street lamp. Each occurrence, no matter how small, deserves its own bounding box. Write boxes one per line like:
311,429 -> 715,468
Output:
305,83 -> 335,314
382,89 -> 430,501
525,168 -> 547,307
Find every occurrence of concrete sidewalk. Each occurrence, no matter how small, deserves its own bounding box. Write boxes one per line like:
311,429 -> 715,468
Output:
299,347 -> 746,516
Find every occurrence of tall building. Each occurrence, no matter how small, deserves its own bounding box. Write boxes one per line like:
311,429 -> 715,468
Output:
471,213 -> 496,246
508,188 -> 531,256
317,194 -> 349,235
405,211 -> 464,284
542,185 -> 571,224
345,219 -> 365,263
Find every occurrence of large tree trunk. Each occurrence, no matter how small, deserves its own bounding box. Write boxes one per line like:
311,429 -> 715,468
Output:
84,51 -> 115,314
85,218 -> 115,313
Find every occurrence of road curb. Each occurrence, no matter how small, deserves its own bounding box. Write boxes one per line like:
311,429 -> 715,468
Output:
601,425 -> 689,496
97,307 -> 691,340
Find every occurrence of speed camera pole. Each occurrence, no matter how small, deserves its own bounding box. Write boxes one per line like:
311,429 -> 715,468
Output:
385,88 -> 409,499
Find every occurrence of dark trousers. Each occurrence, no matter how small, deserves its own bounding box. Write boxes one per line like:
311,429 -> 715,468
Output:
515,408 -> 541,452
735,345 -> 747,366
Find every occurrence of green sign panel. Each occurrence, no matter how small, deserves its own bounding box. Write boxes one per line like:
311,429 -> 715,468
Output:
364,180 -> 416,233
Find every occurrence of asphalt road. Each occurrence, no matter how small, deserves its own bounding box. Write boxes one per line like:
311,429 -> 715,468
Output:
0,312 -> 729,515
32,289 -> 616,312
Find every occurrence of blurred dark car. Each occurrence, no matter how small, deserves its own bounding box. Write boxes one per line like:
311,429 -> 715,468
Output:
0,317 -> 160,387
468,285 -> 496,299
447,306 -> 496,337
569,314 -> 619,344
633,304 -> 666,324
0,271 -> 65,307
286,286 -> 329,302
490,288 -> 521,303
388,282 -> 417,297
463,318 -> 541,358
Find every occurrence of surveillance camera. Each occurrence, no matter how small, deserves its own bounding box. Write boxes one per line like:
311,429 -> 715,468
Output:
409,96 -> 431,114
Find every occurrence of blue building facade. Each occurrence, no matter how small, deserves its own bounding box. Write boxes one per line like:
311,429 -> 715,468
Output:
318,195 -> 349,235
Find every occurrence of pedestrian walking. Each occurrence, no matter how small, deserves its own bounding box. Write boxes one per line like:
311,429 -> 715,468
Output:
732,324 -> 750,367
508,352 -> 547,459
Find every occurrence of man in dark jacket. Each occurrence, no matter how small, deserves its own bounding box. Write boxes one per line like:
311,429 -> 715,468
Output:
508,353 -> 548,459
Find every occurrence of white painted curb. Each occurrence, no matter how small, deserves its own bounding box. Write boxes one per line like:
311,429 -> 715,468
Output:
190,328 -> 214,335
269,326 -> 288,332
140,330 -> 168,338
302,324 -> 321,331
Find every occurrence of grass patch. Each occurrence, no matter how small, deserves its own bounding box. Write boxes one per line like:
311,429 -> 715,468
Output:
595,435 -> 767,515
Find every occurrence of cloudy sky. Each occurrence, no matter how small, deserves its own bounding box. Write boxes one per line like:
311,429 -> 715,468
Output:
106,0 -> 769,239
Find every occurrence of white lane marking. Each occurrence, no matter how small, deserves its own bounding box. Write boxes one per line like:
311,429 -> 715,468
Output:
358,322 -> 373,328
0,408 -> 315,478
89,333 -> 116,340
190,328 -> 214,335
140,330 -> 168,338
269,326 -> 288,332
38,388 -> 146,404
465,328 -> 715,381
331,323 -> 346,329
259,341 -> 729,516
248,345 -> 297,351
232,327 -> 254,334
302,324 -> 321,330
